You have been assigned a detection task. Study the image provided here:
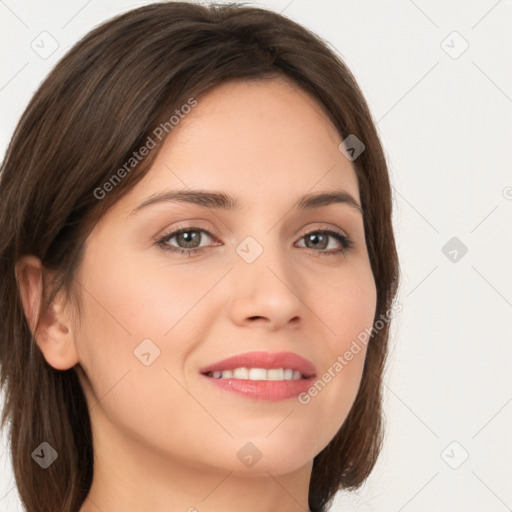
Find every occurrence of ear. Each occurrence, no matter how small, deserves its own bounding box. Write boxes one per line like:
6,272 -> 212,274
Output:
15,255 -> 79,370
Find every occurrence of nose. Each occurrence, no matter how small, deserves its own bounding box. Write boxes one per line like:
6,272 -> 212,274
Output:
228,238 -> 304,331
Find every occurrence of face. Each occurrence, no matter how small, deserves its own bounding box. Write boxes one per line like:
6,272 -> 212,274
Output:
71,77 -> 377,476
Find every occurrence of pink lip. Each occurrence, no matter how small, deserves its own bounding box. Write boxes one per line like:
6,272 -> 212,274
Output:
199,351 -> 316,378
199,351 -> 317,402
203,377 -> 315,401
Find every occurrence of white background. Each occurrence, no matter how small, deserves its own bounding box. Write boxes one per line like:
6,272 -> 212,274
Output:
1,1 -> 511,511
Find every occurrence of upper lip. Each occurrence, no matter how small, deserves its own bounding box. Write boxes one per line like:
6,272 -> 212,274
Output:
199,351 -> 316,378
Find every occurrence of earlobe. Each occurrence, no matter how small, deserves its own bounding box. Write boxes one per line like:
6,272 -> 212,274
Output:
15,255 -> 80,371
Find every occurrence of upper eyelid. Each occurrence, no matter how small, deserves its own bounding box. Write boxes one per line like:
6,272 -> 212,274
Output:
156,226 -> 218,247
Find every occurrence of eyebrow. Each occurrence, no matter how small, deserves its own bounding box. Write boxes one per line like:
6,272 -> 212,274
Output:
130,189 -> 363,215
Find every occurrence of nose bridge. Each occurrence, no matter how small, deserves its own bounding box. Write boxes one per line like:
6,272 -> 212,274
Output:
229,231 -> 303,327
234,231 -> 289,284
232,200 -> 288,268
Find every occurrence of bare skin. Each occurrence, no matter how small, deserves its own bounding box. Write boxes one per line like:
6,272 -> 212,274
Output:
16,77 -> 377,512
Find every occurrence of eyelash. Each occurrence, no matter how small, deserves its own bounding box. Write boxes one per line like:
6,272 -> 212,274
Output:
155,224 -> 354,257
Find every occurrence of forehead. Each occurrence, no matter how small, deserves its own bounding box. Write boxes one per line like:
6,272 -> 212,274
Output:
119,77 -> 360,215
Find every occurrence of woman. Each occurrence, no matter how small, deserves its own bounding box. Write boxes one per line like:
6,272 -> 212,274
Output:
0,2 -> 399,511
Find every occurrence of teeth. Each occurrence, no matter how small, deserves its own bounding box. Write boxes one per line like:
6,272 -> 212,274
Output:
267,368 -> 284,380
248,368 -> 267,380
233,367 -> 249,379
209,367 -> 304,381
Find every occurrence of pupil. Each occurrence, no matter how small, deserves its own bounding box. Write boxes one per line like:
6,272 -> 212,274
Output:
178,231 -> 199,248
307,233 -> 327,249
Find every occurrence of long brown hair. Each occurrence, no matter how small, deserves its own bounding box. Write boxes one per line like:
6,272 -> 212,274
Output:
0,3 -> 399,511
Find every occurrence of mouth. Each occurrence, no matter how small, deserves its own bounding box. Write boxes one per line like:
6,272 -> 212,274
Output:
199,350 -> 316,379
203,367 -> 307,381
199,351 -> 316,401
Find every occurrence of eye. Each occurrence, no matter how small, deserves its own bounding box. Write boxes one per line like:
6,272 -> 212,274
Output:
155,226 -> 217,256
295,228 -> 354,256
155,225 -> 354,257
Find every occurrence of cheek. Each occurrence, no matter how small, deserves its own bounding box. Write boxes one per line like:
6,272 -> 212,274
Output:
315,257 -> 377,354
299,259 -> 376,430
79,250 -> 219,353
73,250 -> 226,408
73,255 -> 204,448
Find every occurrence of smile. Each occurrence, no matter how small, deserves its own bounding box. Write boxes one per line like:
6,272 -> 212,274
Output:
204,367 -> 305,381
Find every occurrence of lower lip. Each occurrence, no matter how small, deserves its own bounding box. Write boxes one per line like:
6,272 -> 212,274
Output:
201,374 -> 315,401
